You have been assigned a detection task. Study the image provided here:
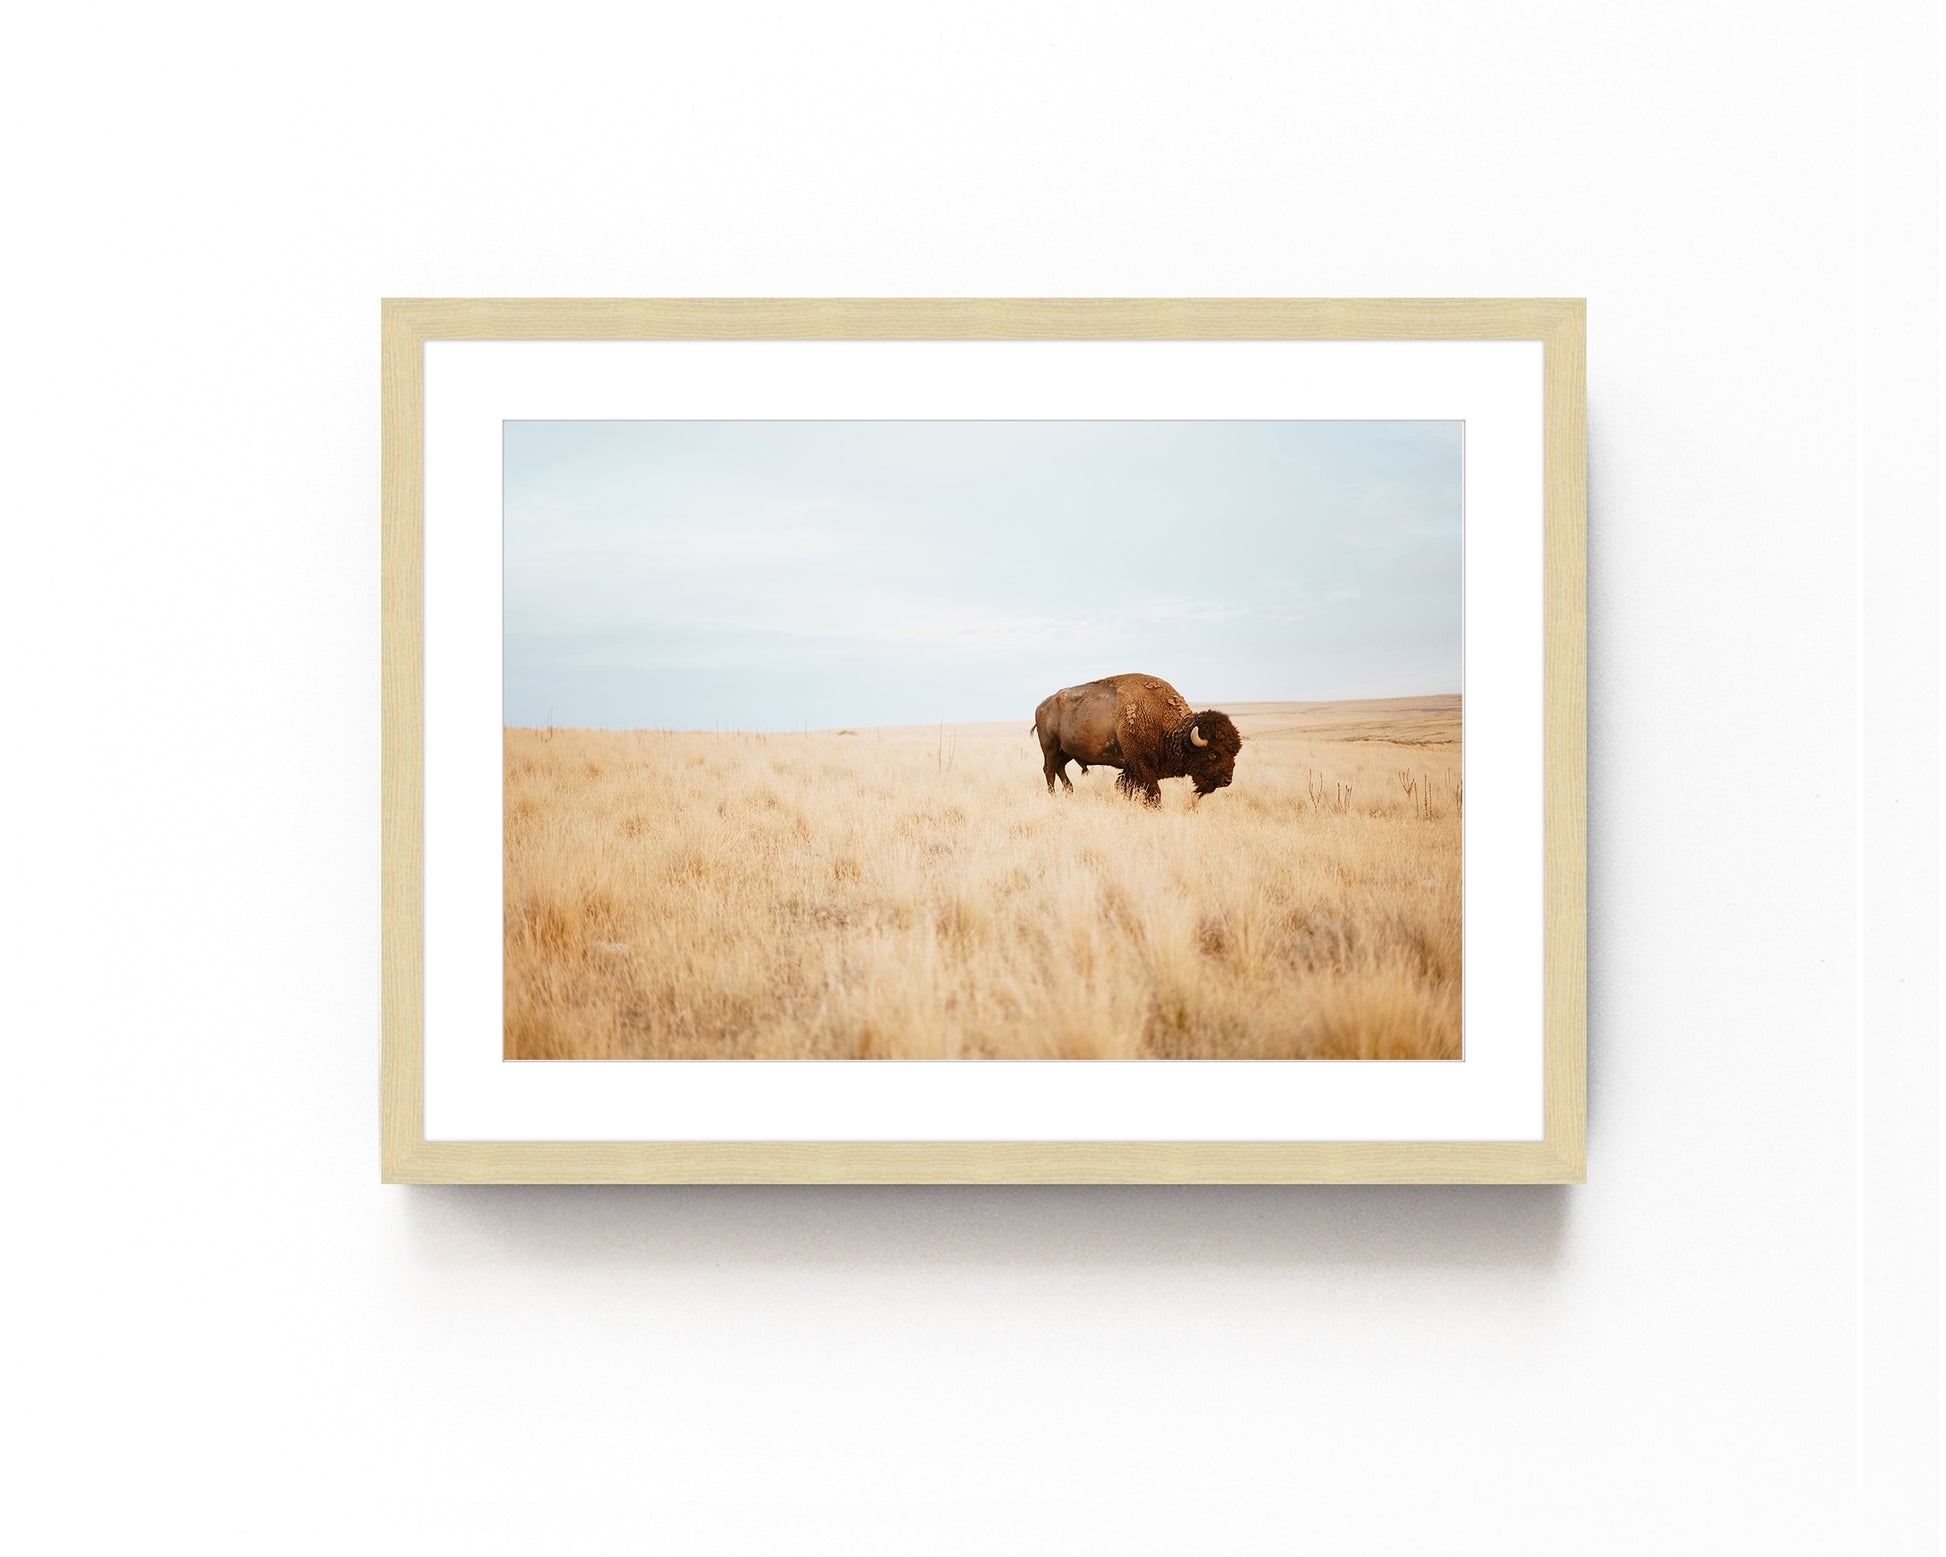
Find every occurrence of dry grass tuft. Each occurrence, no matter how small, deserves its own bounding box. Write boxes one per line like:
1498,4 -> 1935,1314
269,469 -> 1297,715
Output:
504,712 -> 1461,1060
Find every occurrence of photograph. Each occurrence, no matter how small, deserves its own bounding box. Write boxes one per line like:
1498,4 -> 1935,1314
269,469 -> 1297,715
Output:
503,417 -> 1464,1062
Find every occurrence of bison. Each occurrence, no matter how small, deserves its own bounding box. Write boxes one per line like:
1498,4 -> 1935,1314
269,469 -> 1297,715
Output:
1033,674 -> 1242,806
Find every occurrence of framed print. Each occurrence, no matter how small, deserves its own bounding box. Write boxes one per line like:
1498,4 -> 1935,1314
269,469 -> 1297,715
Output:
381,298 -> 1586,1183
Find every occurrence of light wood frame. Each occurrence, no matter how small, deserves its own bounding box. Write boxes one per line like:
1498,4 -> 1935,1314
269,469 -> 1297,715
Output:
382,298 -> 1585,1184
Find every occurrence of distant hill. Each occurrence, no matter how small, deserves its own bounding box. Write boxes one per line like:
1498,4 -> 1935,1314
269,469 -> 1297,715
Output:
825,693 -> 1462,747
1217,694 -> 1461,746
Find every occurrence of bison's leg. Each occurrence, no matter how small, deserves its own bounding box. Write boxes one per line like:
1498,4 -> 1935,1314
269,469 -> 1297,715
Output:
1115,763 -> 1161,806
1040,737 -> 1072,795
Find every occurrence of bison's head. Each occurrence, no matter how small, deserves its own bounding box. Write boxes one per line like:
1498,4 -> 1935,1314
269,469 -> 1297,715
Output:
1180,710 -> 1242,796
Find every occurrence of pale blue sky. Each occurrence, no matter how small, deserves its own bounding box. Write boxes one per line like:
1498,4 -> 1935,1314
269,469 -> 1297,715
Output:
504,420 -> 1461,730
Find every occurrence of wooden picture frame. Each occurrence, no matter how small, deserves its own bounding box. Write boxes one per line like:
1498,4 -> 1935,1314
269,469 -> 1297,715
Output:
382,298 -> 1585,1183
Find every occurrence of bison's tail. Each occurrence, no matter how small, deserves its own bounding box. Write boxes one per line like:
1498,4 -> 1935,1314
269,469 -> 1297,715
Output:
1028,722 -> 1038,735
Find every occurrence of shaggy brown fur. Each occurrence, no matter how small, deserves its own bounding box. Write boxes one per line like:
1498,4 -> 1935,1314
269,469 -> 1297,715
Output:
1033,674 -> 1243,806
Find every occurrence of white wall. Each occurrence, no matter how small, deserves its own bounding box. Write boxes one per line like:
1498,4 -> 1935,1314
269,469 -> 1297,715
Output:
5,3 -> 1936,1552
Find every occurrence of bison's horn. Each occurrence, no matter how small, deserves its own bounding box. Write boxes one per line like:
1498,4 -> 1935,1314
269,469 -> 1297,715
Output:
1190,723 -> 1208,747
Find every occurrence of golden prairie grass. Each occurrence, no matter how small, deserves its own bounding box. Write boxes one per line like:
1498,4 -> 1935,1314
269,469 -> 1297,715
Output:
504,701 -> 1462,1061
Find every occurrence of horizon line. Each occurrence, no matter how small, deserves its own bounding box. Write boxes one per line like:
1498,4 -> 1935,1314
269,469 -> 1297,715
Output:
504,689 -> 1463,736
